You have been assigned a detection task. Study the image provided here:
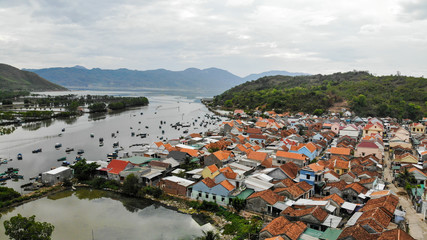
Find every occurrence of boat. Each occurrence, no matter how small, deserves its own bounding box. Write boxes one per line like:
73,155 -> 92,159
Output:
11,174 -> 24,179
0,175 -> 10,181
99,137 -> 104,142
62,128 -> 65,132
32,148 -> 42,153
77,149 -> 84,154
65,148 -> 74,153
62,161 -> 70,166
55,143 -> 62,148
113,141 -> 119,147
1,182 -> 6,185
99,142 -> 104,147
57,157 -> 67,161
17,153 -> 23,160
90,133 -> 94,138
75,155 -> 82,161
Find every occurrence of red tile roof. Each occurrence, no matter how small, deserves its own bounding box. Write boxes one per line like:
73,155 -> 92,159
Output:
357,141 -> 380,149
328,147 -> 351,156
334,159 -> 350,169
219,180 -> 235,191
207,164 -> 218,173
276,151 -> 307,161
248,189 -> 285,205
202,177 -> 216,188
344,182 -> 368,194
338,224 -> 378,240
279,162 -> 299,179
281,206 -> 328,222
357,207 -> 391,232
107,159 -> 131,174
274,185 -> 305,199
378,229 -> 415,240
261,216 -> 306,240
247,151 -> 268,162
360,195 -> 399,217
213,150 -> 232,161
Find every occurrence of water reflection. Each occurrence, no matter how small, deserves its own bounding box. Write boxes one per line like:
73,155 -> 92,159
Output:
0,189 -> 207,240
21,120 -> 54,131
88,112 -> 107,121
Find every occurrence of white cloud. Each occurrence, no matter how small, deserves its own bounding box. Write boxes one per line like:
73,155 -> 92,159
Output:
0,0 -> 425,77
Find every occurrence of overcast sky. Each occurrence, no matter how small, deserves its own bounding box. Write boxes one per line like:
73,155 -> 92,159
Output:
0,0 -> 426,77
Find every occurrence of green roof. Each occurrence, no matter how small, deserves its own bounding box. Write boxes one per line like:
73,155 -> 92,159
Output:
392,166 -> 401,170
299,228 -> 323,239
122,156 -> 159,165
319,228 -> 342,240
190,157 -> 200,163
236,188 -> 254,200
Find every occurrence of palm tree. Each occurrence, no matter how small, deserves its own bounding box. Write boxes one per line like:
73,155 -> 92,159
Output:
195,230 -> 220,240
396,168 -> 416,189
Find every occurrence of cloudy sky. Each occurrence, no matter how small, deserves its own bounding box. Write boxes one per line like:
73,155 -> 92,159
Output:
0,0 -> 426,77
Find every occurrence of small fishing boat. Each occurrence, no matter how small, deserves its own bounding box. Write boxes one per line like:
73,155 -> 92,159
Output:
62,128 -> 65,132
99,137 -> 104,142
0,175 -> 10,181
113,142 -> 119,148
90,133 -> 94,138
75,155 -> 82,161
77,149 -> 84,154
17,153 -> 23,160
65,148 -> 74,153
62,161 -> 70,166
55,143 -> 62,148
32,148 -> 42,153
99,142 -> 104,147
57,157 -> 67,161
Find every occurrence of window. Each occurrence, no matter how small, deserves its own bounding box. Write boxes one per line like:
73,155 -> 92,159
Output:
221,197 -> 225,202
306,175 -> 310,180
267,205 -> 272,213
198,192 -> 202,197
205,193 -> 209,198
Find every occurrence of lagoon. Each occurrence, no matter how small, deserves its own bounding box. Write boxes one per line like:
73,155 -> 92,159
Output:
0,189 -> 209,240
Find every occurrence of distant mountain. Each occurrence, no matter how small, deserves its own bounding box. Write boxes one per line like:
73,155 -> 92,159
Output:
0,63 -> 67,91
243,70 -> 308,81
26,66 -> 244,93
25,66 -> 306,95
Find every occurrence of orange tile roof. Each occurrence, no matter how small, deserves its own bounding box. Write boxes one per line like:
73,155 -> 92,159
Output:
304,142 -> 317,153
256,122 -> 268,128
273,178 -> 295,188
219,166 -> 237,179
107,159 -> 131,175
180,148 -> 199,157
378,229 -> 415,240
357,207 -> 391,232
326,180 -> 347,191
321,193 -> 345,206
219,180 -> 235,191
274,185 -> 305,199
261,157 -> 273,168
244,142 -> 252,148
276,151 -> 307,161
202,177 -> 216,188
334,159 -> 350,169
247,151 -> 268,162
281,206 -> 328,222
360,195 -> 399,217
279,162 -> 299,179
338,224 -> 378,240
328,147 -> 351,156
207,164 -> 218,173
344,182 -> 368,194
265,237 -> 285,240
213,150 -> 232,161
252,145 -> 261,151
261,217 -> 306,240
248,189 -> 285,205
190,133 -> 202,138
154,141 -> 163,147
296,181 -> 312,192
306,163 -> 324,172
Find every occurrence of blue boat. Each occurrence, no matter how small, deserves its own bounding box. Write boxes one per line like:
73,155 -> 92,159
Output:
17,153 -> 23,160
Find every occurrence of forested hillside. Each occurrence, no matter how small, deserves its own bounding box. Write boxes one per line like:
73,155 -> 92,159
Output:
212,71 -> 427,120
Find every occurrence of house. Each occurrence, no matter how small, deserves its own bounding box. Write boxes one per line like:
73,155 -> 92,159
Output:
356,207 -> 391,233
159,176 -> 194,197
249,134 -> 267,144
281,206 -> 329,231
274,181 -> 313,200
201,164 -> 220,179
360,194 -> 399,218
324,180 -> 347,197
355,141 -> 383,159
41,166 -> 73,185
342,182 -> 368,203
246,189 -> 285,214
275,151 -> 309,167
324,170 -> 341,182
327,147 -> 352,158
339,125 -> 360,139
190,176 -> 236,205
105,159 -> 134,181
241,151 -> 269,167
394,153 -> 418,164
204,150 -> 234,167
334,159 -> 351,175
362,122 -> 384,137
167,151 -> 191,164
410,123 -> 426,135
289,142 -> 318,161
299,163 -> 325,188
259,216 -> 307,240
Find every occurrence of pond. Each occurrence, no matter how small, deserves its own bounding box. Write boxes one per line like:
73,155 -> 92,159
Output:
0,189 -> 211,240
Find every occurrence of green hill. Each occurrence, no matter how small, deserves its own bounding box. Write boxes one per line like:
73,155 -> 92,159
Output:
212,71 -> 427,120
0,63 -> 67,91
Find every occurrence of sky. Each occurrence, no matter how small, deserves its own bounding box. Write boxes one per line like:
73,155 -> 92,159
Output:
0,0 -> 426,77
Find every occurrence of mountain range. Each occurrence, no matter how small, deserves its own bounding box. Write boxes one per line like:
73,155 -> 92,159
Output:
0,64 -> 67,91
25,66 -> 307,94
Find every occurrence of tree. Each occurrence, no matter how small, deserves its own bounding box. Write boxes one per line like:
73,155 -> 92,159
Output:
231,197 -> 246,213
0,187 -> 21,201
70,160 -> 100,181
122,174 -> 140,196
4,214 -> 54,240
396,168 -> 416,189
196,230 -> 220,240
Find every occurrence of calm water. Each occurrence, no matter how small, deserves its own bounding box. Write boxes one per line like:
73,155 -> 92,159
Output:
0,90 -> 224,192
0,189 -> 209,240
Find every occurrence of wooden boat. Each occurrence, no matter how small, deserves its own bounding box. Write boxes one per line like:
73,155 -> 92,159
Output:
57,157 -> 67,161
32,148 -> 42,153
55,143 -> 62,148
17,153 -> 23,160
77,149 -> 84,154
65,148 -> 74,153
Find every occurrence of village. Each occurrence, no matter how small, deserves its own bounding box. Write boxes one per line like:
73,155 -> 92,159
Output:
40,109 -> 427,240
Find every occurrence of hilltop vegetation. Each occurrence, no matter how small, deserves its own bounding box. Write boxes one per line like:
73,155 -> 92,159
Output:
0,63 -> 67,91
212,71 -> 427,120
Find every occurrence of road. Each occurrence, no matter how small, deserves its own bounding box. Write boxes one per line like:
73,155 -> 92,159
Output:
384,151 -> 427,240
